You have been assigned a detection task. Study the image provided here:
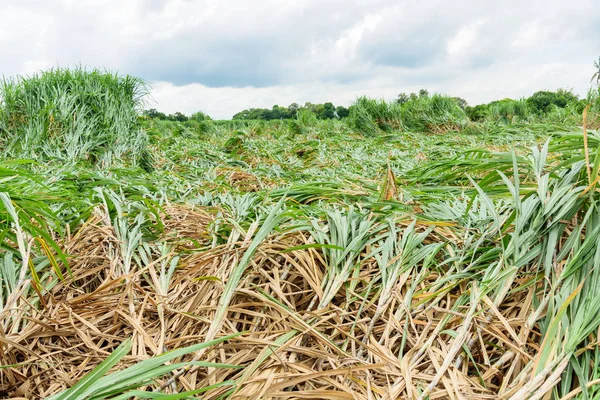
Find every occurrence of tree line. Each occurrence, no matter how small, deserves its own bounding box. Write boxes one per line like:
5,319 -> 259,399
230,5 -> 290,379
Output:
143,88 -> 587,123
142,109 -> 211,122
232,102 -> 350,120
141,57 -> 600,123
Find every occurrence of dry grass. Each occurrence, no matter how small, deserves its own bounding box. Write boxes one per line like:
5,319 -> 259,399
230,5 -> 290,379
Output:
0,204 -> 547,399
216,168 -> 266,192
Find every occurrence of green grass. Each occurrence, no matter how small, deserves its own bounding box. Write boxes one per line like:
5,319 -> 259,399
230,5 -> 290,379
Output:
0,67 -> 150,168
3,68 -> 600,398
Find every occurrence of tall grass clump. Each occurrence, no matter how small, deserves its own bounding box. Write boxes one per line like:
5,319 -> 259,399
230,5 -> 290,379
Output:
348,94 -> 467,135
348,97 -> 402,136
543,103 -> 582,125
586,86 -> 600,128
0,67 -> 150,168
287,108 -> 319,135
485,98 -> 531,124
401,94 -> 468,132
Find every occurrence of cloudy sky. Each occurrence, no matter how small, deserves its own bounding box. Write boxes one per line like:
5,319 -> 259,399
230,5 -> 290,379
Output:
1,0 -> 599,119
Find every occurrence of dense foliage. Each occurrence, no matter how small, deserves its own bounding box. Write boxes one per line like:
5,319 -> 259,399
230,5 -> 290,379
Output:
0,67 -> 150,167
232,101 -> 348,120
348,93 -> 469,135
2,65 -> 600,399
143,108 -> 212,122
465,89 -> 586,124
145,88 -> 592,133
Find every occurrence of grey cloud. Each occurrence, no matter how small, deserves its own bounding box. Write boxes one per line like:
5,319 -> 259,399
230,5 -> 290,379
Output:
130,36 -> 288,87
0,0 -> 599,117
358,35 -> 445,69
124,0 -> 389,87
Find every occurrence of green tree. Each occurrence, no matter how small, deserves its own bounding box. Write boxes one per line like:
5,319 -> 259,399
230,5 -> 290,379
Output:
396,93 -> 409,105
270,105 -> 283,120
526,90 -> 579,115
288,103 -> 300,118
144,109 -> 167,119
452,97 -> 468,110
191,111 -> 211,121
232,101 -> 342,121
319,102 -> 336,119
335,106 -> 350,118
168,112 -> 188,122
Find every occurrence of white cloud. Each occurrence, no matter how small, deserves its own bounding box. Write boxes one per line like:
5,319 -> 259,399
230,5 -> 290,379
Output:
447,20 -> 485,57
22,60 -> 53,75
0,0 -> 599,117
511,21 -> 543,48
151,60 -> 596,119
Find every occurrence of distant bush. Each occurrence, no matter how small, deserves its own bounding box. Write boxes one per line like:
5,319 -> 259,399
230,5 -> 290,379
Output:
143,108 -> 168,119
527,89 -> 580,115
0,67 -> 151,168
335,106 -> 350,118
465,90 -> 583,125
465,104 -> 489,122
